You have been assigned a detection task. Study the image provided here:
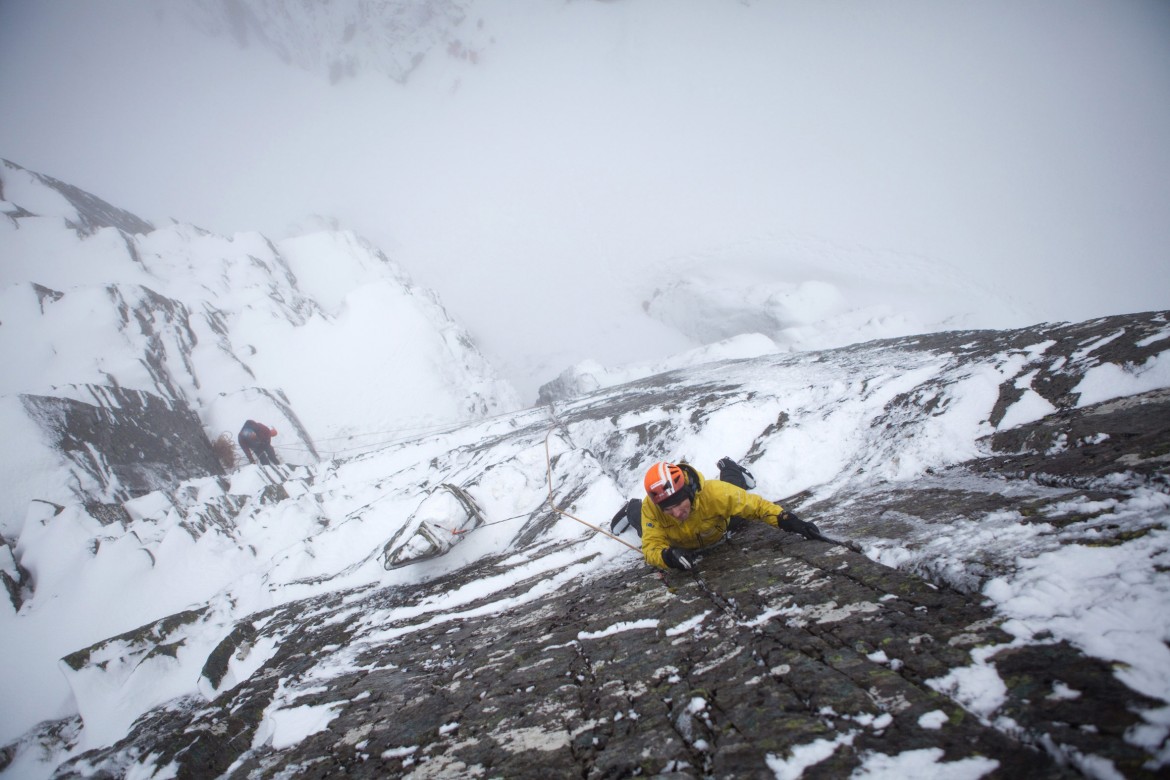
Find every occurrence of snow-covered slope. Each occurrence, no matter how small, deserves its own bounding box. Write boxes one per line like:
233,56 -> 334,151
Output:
0,158 -> 519,536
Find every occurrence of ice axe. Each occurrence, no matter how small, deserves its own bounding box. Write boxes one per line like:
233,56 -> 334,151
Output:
777,509 -> 864,553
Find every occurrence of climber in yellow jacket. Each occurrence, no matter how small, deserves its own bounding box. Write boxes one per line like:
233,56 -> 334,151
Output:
640,460 -> 822,571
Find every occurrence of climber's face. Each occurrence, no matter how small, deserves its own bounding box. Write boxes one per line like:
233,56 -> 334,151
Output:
664,498 -> 692,521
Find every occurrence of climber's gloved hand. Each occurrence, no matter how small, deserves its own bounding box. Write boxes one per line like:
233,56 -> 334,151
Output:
662,547 -> 696,571
777,510 -> 822,540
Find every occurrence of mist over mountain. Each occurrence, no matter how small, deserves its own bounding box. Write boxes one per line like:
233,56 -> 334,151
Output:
2,0 -> 1167,397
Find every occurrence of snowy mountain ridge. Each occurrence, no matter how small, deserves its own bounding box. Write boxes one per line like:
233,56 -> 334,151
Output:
0,157 -> 520,535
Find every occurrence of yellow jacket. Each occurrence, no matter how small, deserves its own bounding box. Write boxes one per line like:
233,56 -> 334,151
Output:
640,465 -> 785,570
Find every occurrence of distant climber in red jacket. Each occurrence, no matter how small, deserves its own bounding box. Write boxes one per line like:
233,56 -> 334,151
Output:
238,420 -> 280,466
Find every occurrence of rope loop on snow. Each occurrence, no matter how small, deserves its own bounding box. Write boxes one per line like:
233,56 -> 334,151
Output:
543,427 -> 642,554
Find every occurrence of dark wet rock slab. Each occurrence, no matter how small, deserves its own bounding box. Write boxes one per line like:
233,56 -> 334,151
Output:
53,515 -> 1159,778
21,385 -> 223,507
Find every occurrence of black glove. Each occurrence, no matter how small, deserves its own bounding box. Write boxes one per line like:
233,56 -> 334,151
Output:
777,510 -> 821,540
661,547 -> 696,571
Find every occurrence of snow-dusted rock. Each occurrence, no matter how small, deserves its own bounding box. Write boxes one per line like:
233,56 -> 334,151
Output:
0,160 -> 520,534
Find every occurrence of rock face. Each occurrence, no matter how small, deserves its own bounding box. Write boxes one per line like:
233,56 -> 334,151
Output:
0,158 -> 153,235
21,385 -> 224,510
46,509 -> 1155,778
33,312 -> 1169,779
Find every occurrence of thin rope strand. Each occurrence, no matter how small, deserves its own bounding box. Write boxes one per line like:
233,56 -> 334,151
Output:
543,428 -> 641,554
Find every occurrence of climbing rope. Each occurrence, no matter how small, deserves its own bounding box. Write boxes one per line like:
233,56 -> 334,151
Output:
543,427 -> 642,554
238,409 -> 643,556
369,424 -> 642,557
271,406 -> 553,461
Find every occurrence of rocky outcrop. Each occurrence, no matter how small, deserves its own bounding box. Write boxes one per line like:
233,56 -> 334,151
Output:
0,537 -> 31,612
1,158 -> 154,235
21,385 -> 223,509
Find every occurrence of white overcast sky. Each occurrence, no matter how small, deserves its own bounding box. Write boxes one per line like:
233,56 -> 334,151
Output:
2,0 -> 1169,392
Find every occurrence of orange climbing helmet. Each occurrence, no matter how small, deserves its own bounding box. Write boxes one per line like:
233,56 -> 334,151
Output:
269,427 -> 278,437
644,462 -> 692,507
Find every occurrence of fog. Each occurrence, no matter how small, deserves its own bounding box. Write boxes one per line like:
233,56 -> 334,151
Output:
2,0 -> 1169,396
